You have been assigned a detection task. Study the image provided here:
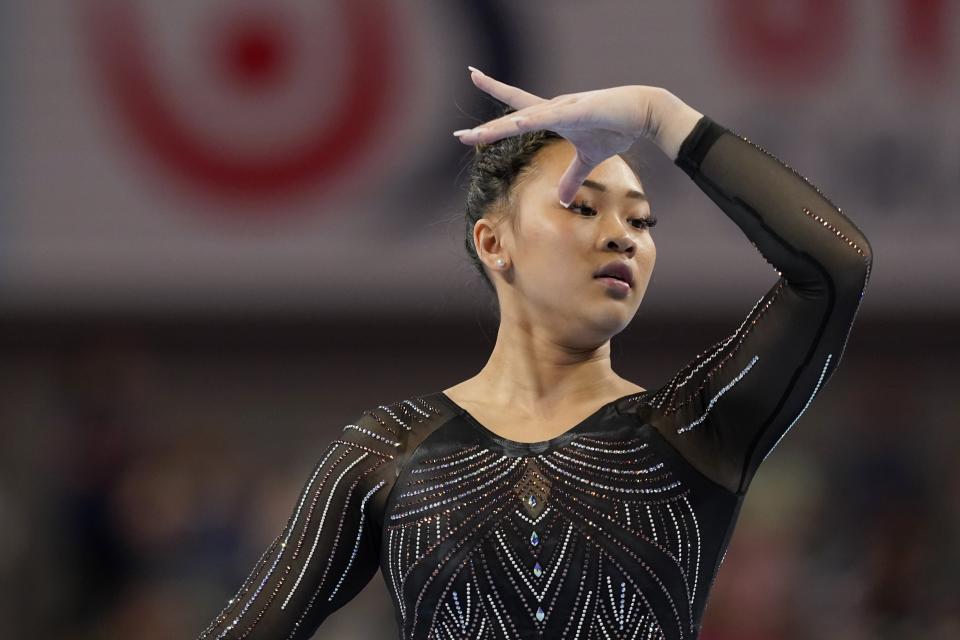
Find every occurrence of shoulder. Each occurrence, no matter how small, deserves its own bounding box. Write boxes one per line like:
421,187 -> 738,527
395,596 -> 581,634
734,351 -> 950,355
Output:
346,391 -> 458,457
340,391 -> 461,524
319,391 -> 460,475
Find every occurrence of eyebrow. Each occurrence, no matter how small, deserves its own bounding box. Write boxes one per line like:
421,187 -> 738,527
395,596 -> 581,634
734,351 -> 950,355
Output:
581,179 -> 647,202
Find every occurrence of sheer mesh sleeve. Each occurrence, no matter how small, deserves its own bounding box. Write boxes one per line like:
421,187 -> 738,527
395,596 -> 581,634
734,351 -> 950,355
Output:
646,115 -> 873,496
195,409 -> 399,639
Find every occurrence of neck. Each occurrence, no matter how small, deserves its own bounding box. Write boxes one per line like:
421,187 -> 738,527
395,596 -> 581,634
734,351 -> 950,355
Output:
466,317 -> 627,414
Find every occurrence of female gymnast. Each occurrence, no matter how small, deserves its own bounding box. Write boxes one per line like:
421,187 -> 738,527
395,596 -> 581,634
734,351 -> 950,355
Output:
196,67 -> 873,639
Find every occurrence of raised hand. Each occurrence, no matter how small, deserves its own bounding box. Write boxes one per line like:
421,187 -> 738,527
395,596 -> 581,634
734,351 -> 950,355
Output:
453,67 -> 703,206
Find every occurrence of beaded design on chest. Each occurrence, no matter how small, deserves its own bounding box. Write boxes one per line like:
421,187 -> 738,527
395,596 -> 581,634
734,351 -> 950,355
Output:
385,435 -> 705,639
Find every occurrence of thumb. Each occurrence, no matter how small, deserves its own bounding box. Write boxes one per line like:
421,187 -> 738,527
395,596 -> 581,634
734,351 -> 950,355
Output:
557,149 -> 597,206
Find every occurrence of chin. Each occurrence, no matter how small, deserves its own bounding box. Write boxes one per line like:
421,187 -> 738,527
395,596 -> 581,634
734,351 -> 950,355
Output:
589,308 -> 633,336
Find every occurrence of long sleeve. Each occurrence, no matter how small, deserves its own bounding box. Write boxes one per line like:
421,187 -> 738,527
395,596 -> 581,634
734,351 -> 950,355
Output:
646,115 -> 873,497
196,409 -> 399,640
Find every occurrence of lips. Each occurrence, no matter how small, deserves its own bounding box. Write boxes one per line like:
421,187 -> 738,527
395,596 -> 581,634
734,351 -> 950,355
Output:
593,260 -> 634,287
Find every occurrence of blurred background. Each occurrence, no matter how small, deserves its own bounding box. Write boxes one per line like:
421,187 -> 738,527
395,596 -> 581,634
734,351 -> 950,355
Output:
1,0 -> 958,638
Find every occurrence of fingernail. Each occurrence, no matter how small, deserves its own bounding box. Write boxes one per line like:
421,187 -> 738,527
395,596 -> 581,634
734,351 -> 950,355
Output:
467,65 -> 484,75
560,197 -> 572,207
452,129 -> 471,136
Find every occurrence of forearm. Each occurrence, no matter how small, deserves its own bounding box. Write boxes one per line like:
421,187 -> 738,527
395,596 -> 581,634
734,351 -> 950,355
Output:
673,115 -> 873,291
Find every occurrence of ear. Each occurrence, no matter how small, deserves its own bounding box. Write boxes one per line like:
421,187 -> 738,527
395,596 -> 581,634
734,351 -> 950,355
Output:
474,217 -> 508,268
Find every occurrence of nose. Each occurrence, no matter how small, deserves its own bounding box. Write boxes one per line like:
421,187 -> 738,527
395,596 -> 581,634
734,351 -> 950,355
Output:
601,226 -> 636,256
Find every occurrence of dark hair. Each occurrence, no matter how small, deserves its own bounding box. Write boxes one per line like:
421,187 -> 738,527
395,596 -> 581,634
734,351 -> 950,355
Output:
459,100 -> 646,313
462,102 -> 563,297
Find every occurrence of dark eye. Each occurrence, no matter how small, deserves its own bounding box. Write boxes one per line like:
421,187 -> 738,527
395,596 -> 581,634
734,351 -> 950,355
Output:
632,216 -> 658,229
568,200 -> 598,216
569,200 -> 657,230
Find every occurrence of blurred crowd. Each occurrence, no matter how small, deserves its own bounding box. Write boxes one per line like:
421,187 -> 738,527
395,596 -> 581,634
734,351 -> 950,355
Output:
1,321 -> 957,639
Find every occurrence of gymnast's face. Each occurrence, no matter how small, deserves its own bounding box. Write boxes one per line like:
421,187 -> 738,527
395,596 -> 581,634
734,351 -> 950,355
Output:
476,139 -> 656,347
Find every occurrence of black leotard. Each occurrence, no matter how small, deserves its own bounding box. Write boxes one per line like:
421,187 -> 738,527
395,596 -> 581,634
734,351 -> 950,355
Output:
196,115 -> 873,639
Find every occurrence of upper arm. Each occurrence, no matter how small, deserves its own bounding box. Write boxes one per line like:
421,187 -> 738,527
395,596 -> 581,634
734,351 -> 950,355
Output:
647,267 -> 867,496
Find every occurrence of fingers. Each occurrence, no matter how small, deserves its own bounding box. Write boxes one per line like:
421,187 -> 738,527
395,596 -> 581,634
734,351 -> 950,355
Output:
454,101 -> 579,145
468,67 -> 545,110
557,149 -> 599,206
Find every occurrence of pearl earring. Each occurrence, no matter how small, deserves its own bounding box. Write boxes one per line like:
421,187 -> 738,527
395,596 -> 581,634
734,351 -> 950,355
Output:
495,258 -> 505,268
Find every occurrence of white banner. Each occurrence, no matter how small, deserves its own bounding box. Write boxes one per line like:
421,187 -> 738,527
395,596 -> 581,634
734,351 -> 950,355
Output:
2,0 -> 957,314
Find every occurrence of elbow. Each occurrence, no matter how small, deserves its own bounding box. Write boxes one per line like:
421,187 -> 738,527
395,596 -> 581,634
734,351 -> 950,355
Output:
837,237 -> 873,296
855,227 -> 874,269
853,229 -> 873,287
804,239 -> 872,300
828,215 -> 872,291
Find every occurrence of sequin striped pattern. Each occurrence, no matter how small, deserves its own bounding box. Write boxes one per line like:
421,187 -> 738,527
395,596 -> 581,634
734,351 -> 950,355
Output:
732,132 -> 872,286
384,433 -> 704,639
676,355 -> 760,434
197,397 -> 441,640
649,280 -> 784,418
